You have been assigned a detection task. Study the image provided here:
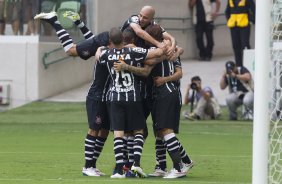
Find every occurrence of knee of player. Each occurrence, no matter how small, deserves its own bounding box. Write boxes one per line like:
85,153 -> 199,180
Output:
66,45 -> 78,56
98,128 -> 109,138
88,129 -> 99,136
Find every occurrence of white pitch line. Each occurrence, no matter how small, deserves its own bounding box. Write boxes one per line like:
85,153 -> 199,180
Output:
0,178 -> 251,184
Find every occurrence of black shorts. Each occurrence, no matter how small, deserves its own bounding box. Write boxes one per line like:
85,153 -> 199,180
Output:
110,101 -> 146,131
152,90 -> 180,133
142,97 -> 153,120
76,31 -> 109,60
86,97 -> 110,131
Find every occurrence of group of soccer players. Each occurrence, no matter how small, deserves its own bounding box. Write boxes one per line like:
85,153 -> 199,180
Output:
34,5 -> 194,179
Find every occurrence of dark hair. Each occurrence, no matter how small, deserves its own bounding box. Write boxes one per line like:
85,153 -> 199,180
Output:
109,27 -> 123,45
145,24 -> 163,42
225,61 -> 236,69
191,76 -> 201,82
225,61 -> 236,73
122,27 -> 136,45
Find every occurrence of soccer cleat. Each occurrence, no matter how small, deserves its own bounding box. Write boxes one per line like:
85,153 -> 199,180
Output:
34,11 -> 57,20
131,165 -> 148,178
110,173 -> 125,179
94,168 -> 105,176
82,167 -> 100,177
148,168 -> 167,177
63,11 -> 80,22
163,168 -> 186,179
182,161 -> 194,173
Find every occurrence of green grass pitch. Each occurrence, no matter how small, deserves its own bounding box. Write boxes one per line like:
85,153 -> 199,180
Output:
0,102 -> 252,184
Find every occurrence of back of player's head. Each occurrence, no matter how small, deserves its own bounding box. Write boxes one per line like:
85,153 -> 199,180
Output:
122,27 -> 136,45
145,24 -> 163,42
191,76 -> 201,82
109,27 -> 123,45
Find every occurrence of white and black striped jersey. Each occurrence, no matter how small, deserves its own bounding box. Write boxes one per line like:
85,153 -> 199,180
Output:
99,47 -> 149,102
173,57 -> 182,105
173,57 -> 182,91
120,15 -> 165,48
87,60 -> 110,101
151,59 -> 179,100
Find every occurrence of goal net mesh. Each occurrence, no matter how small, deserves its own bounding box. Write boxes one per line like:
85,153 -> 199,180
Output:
269,0 -> 282,183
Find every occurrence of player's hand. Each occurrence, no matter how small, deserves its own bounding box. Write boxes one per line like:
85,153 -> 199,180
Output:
166,45 -> 176,57
114,60 -> 127,72
154,76 -> 166,87
157,42 -> 167,53
167,52 -> 178,61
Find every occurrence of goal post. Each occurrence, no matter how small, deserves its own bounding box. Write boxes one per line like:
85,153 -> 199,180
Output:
252,0 -> 271,184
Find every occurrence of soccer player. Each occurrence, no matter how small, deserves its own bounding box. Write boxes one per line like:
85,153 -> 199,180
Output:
144,24 -> 194,179
34,11 -> 109,60
98,27 -> 165,178
120,5 -> 176,57
34,11 -> 111,176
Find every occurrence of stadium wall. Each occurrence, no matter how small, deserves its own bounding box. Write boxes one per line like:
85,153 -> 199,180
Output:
0,36 -> 93,111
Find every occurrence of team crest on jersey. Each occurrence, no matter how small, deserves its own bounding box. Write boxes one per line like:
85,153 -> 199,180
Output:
82,50 -> 90,57
95,116 -> 102,124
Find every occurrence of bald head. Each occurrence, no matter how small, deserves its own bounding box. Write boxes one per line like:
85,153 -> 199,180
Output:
140,6 -> 155,19
139,5 -> 155,28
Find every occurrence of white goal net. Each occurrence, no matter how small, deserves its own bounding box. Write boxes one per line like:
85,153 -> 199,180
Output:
269,0 -> 282,183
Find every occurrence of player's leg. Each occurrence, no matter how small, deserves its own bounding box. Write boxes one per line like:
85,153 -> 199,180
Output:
176,138 -> 194,172
63,11 -> 94,40
160,129 -> 187,179
126,102 -> 147,178
148,135 -> 167,177
125,135 -> 135,173
150,97 -> 168,176
91,128 -> 108,176
153,92 -> 187,178
110,102 -> 126,178
82,128 -> 99,176
111,131 -> 126,178
82,97 -> 104,177
131,129 -> 147,178
34,12 -> 76,55
90,101 -> 109,175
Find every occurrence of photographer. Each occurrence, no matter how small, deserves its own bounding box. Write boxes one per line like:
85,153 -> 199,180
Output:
220,61 -> 254,120
184,76 -> 221,120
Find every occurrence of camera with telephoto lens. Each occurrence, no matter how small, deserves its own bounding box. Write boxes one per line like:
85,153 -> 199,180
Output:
225,61 -> 235,74
190,82 -> 198,90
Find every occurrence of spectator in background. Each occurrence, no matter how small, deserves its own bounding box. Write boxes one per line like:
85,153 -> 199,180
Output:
184,76 -> 221,120
189,0 -> 221,61
225,0 -> 255,67
220,61 -> 254,120
40,0 -> 57,35
22,0 -> 39,35
0,0 -> 5,35
6,0 -> 21,35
